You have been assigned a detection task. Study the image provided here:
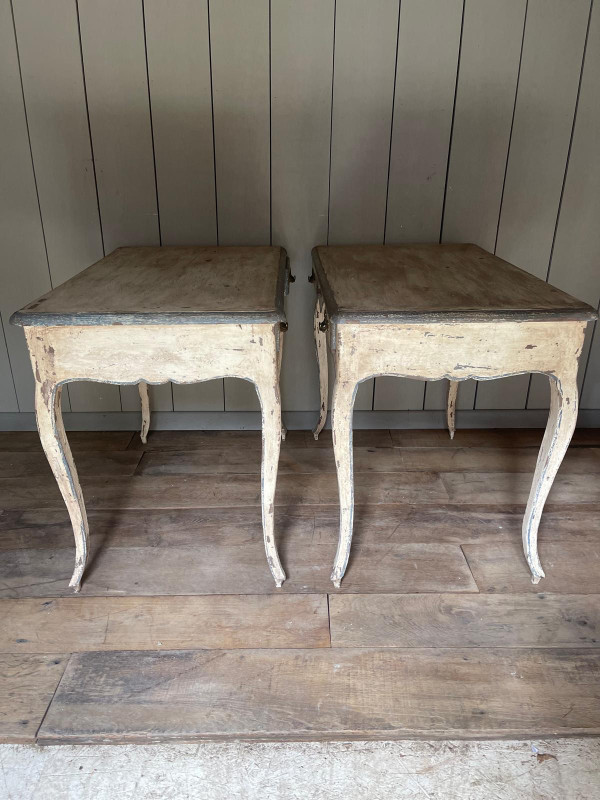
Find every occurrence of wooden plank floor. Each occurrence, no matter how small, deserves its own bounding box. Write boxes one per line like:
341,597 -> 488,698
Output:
0,428 -> 599,743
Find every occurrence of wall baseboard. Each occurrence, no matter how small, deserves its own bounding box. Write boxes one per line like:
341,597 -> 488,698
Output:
1,409 -> 599,431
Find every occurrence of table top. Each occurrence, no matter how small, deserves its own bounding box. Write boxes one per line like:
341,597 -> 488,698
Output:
312,244 -> 597,324
12,246 -> 289,326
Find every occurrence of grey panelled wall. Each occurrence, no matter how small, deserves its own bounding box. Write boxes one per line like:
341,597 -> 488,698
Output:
1,0 -> 599,425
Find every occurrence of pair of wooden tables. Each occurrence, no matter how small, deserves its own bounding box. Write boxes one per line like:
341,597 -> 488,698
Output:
12,244 -> 596,592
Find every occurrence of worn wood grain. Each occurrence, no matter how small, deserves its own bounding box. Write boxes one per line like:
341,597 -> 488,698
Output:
37,647 -> 600,742
0,471 -> 449,511
0,595 -> 330,653
136,445 -> 600,476
0,507 -> 315,550
0,653 -> 67,743
0,451 -> 142,478
2,506 -> 600,552
330,593 -> 600,648
463,541 -> 600,594
0,431 -> 134,452
313,244 -> 596,322
390,428 -> 600,448
14,247 -> 286,324
441,471 -> 600,506
0,541 -> 476,598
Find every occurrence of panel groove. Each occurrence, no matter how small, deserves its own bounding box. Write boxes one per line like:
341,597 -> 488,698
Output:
8,0 -> 52,292
75,0 -> 105,259
326,0 -> 337,246
206,1 -> 219,247
437,0 -> 465,246
141,0 -> 162,247
382,0 -> 401,247
493,2 -> 528,256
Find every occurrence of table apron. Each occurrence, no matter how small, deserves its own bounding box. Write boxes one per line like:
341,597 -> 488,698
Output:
24,323 -> 279,387
335,320 -> 588,383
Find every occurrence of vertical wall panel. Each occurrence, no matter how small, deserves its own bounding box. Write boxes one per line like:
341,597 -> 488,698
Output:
11,0 -> 116,412
476,0 -> 591,410
0,319 -> 17,411
328,0 -> 400,410
210,0 -> 270,411
78,0 -> 172,412
375,0 -> 462,411
0,0 -> 48,411
271,0 -> 334,413
145,0 -> 223,412
529,2 -> 599,409
582,323 -> 600,409
425,0 -> 527,412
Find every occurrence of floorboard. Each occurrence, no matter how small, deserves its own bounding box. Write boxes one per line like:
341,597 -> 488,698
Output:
329,593 -> 600,648
0,595 -> 330,652
0,471 -> 450,510
37,648 -> 600,743
0,654 -> 67,742
136,446 -> 600,475
463,541 -> 600,594
1,428 -> 599,745
441,472 -> 600,505
0,431 -> 134,452
2,507 -> 599,550
0,542 -> 477,597
0,451 -> 142,478
390,428 -> 600,448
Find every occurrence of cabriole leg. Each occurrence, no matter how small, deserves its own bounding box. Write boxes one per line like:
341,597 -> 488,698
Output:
35,382 -> 90,592
139,381 -> 150,443
330,376 -> 357,588
522,372 -> 579,583
446,380 -> 458,439
313,294 -> 328,440
257,379 -> 286,587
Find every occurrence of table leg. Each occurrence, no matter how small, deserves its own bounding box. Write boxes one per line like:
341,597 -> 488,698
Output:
278,325 -> 287,442
522,371 -> 579,583
139,381 -> 150,443
313,295 -> 328,440
330,377 -> 357,588
257,379 -> 286,587
35,382 -> 90,592
447,380 -> 458,440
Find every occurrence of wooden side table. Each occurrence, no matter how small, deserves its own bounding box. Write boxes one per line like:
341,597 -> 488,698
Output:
12,246 -> 292,591
310,243 -> 597,587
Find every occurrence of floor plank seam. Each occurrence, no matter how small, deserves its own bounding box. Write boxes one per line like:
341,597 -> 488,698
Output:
32,653 -> 72,744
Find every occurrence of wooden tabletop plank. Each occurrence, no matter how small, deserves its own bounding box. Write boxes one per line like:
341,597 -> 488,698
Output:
463,541 -> 600,594
11,246 -> 287,326
0,653 -> 67,743
0,541 -> 476,598
312,243 -> 597,322
0,595 -> 330,653
37,647 -> 600,742
330,593 -> 600,648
